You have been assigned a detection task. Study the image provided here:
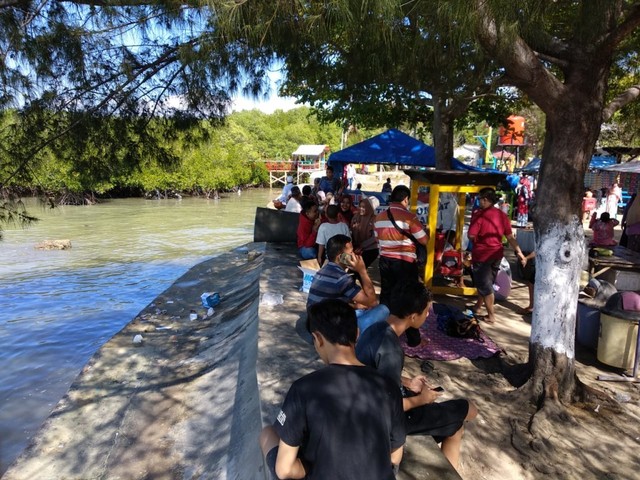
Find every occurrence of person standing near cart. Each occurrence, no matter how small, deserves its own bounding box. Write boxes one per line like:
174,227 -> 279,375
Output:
468,188 -> 526,324
374,185 -> 428,345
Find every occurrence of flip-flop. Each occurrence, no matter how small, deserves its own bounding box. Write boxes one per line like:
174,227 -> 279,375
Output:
420,360 -> 434,374
520,307 -> 534,314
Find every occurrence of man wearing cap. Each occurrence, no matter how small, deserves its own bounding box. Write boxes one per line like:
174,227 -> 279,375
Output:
277,175 -> 295,204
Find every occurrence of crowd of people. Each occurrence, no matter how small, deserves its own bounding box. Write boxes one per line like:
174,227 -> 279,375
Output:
261,166 -> 544,478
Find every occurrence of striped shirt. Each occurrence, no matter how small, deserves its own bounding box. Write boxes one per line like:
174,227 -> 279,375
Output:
374,203 -> 427,263
306,262 -> 360,308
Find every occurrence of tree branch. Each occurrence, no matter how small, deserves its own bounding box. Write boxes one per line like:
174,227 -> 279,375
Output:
601,3 -> 640,53
534,51 -> 570,71
603,84 -> 640,121
472,0 -> 565,113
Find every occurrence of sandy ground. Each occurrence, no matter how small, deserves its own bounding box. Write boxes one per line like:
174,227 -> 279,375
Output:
361,171 -> 640,479
408,269 -> 640,480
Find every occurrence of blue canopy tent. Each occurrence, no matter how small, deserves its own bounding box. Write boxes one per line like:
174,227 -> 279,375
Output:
329,129 -> 482,171
521,155 -> 617,173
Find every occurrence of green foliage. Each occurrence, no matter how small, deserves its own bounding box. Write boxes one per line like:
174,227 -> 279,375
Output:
1,106 -> 341,197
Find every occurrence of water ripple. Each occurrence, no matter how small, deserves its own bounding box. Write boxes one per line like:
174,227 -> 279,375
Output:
0,191 -> 275,473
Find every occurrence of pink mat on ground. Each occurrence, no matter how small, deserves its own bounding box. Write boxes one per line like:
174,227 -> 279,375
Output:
400,306 -> 503,361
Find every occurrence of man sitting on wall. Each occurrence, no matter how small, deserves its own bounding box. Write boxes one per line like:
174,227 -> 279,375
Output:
274,175 -> 295,209
319,165 -> 343,195
307,234 -> 390,335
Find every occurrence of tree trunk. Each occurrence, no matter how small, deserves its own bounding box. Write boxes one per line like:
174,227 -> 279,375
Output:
432,92 -> 454,170
529,77 -> 607,404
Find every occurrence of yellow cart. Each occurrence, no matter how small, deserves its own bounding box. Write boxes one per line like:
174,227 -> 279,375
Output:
404,169 -> 505,296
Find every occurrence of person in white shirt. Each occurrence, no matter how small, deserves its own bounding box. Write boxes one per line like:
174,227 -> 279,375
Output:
316,204 -> 350,265
278,175 -> 295,203
346,163 -> 357,190
285,186 -> 303,213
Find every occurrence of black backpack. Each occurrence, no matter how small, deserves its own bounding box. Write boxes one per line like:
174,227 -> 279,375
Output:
446,313 -> 484,342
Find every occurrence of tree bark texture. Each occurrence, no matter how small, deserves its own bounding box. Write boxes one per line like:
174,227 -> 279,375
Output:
528,222 -> 583,404
528,71 -> 608,402
432,92 -> 453,170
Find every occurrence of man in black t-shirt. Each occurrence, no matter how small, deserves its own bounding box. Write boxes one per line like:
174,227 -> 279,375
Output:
259,299 -> 406,480
356,282 -> 478,472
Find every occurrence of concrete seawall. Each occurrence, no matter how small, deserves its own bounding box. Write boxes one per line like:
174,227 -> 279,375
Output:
4,244 -> 267,480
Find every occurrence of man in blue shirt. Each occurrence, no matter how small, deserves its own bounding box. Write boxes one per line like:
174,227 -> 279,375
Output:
318,166 -> 343,195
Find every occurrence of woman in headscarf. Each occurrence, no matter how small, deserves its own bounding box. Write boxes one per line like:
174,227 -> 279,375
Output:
350,196 -> 380,267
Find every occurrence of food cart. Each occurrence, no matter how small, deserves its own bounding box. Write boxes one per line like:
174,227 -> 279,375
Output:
404,169 -> 506,296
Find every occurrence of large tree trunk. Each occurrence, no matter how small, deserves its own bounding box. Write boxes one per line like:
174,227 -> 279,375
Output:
432,92 -> 454,170
529,70 -> 609,404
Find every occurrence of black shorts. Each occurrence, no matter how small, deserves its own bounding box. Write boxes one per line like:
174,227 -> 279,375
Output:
516,252 -> 536,284
265,447 -> 280,480
472,259 -> 501,297
405,399 -> 469,443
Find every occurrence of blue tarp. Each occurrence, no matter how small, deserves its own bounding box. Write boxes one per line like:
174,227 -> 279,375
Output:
521,155 -> 617,173
329,129 -> 480,171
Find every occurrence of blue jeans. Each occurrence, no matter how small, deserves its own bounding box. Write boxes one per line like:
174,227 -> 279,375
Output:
299,246 -> 317,260
356,304 -> 390,334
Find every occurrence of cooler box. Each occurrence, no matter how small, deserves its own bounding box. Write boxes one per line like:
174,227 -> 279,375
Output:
597,310 -> 639,370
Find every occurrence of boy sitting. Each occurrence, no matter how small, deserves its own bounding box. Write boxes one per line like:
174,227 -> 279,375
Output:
259,299 -> 405,479
356,281 -> 478,472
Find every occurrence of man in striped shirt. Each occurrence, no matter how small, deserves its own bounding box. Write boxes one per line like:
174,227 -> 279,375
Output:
374,185 -> 428,306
